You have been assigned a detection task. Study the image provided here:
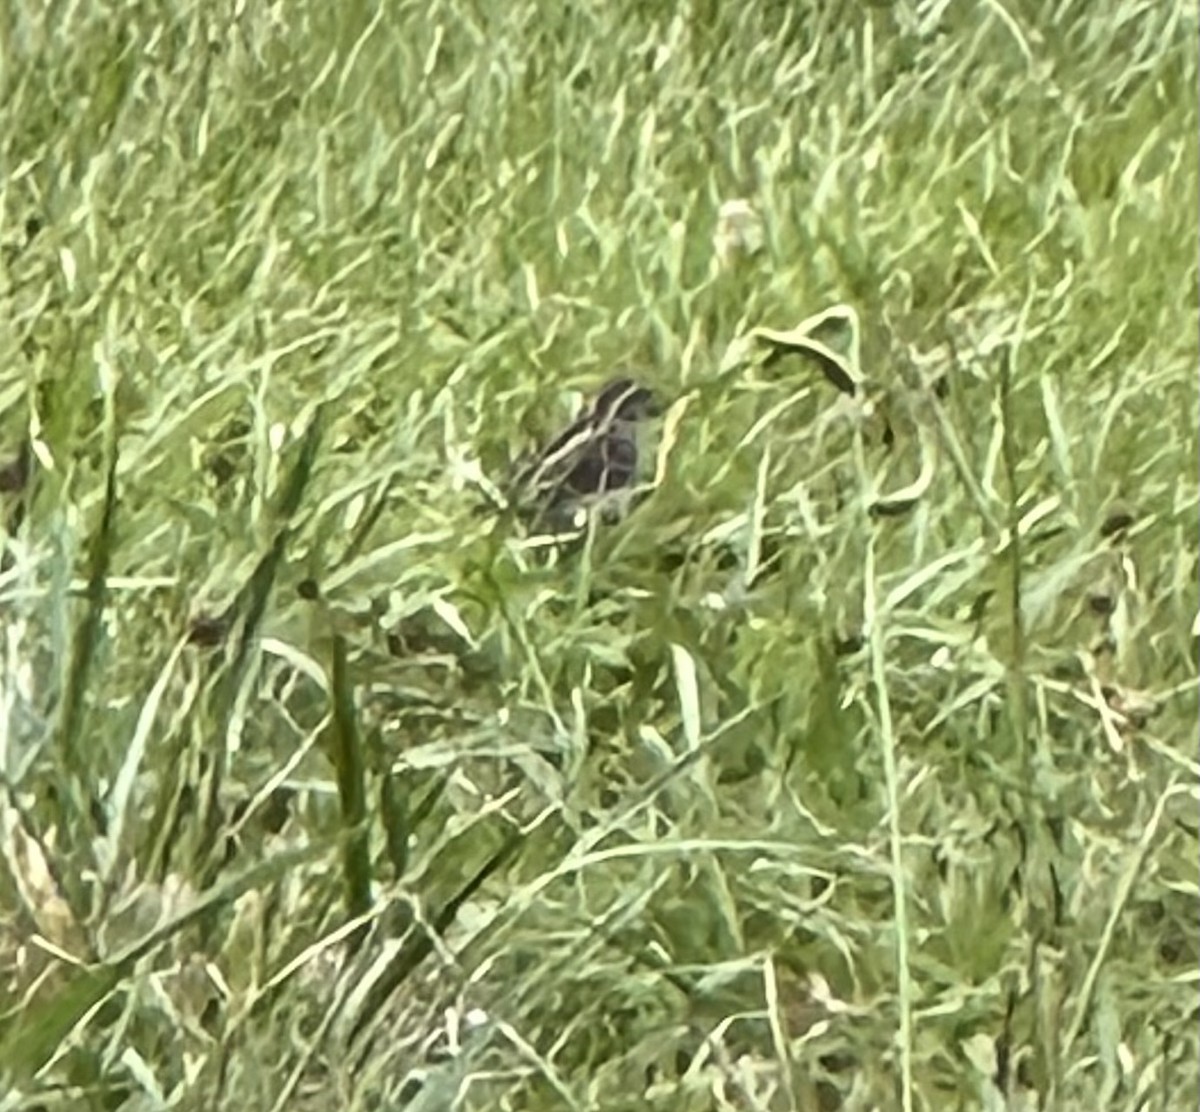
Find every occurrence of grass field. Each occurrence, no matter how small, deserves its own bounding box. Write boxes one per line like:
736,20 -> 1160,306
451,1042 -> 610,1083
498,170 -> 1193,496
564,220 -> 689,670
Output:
1,1 -> 1197,1109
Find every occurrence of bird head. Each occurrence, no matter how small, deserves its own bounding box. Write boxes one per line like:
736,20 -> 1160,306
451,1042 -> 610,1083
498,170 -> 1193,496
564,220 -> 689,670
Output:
590,378 -> 661,424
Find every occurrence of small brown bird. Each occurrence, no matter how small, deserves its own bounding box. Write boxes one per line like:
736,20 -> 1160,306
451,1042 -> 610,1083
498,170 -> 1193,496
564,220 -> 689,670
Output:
509,377 -> 661,531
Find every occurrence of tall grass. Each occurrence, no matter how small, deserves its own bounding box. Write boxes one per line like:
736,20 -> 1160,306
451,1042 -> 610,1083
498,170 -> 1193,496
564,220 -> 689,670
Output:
1,1 -> 1196,1109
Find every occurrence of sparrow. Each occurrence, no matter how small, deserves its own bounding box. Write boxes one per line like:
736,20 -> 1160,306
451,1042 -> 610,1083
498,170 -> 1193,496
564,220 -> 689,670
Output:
508,377 -> 662,532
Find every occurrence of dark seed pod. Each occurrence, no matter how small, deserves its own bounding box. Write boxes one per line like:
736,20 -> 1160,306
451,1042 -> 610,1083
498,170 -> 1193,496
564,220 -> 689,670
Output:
1099,504 -> 1136,540
187,613 -> 230,648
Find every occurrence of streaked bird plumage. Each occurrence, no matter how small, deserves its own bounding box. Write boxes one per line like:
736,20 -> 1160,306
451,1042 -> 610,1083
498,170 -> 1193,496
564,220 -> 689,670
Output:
509,377 -> 661,531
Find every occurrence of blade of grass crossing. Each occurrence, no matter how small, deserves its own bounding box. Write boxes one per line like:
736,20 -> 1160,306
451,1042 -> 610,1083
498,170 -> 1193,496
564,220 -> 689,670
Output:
326,631 -> 372,948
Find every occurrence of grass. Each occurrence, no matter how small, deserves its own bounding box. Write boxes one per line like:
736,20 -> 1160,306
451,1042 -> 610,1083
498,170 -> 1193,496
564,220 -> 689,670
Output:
0,1 -> 1197,1109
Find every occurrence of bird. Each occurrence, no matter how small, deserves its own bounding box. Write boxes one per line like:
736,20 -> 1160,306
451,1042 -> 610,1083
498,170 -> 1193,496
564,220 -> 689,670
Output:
507,377 -> 662,532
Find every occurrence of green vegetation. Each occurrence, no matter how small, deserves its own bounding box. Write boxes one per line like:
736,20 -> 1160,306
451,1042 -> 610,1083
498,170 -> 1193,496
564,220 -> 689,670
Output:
1,1 -> 1196,1108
